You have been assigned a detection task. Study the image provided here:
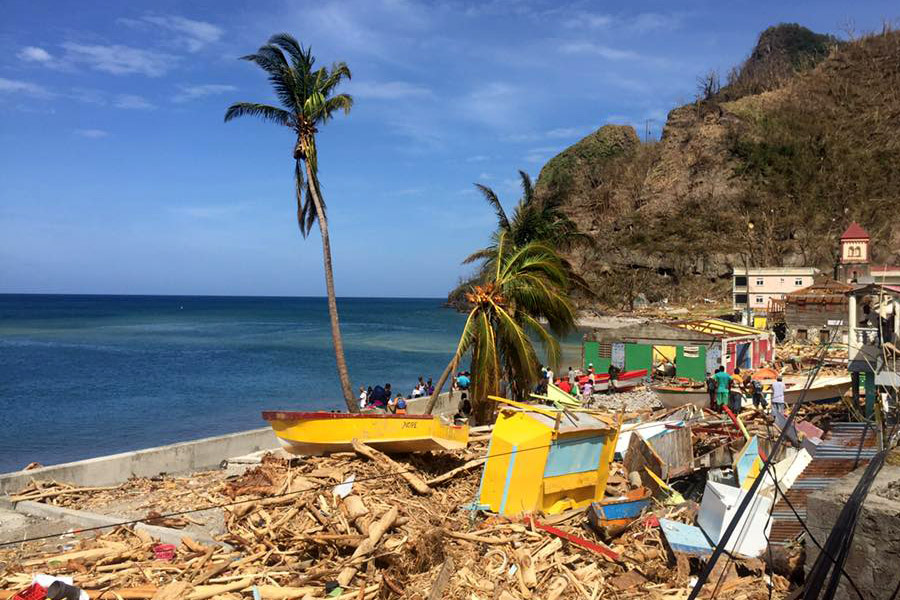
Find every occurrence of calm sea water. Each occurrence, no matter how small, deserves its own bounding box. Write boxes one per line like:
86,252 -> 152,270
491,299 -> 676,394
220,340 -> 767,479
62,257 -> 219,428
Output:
0,295 -> 473,472
0,294 -> 584,472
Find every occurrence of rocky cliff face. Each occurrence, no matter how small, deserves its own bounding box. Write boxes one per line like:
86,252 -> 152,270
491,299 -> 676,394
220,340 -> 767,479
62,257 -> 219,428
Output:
535,24 -> 900,309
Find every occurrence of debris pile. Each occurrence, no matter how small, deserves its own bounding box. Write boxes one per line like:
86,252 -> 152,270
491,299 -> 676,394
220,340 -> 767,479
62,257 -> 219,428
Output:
2,394 -> 864,599
0,428 -> 798,600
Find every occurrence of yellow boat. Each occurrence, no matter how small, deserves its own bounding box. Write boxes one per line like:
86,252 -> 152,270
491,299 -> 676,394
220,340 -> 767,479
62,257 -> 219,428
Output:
261,410 -> 469,455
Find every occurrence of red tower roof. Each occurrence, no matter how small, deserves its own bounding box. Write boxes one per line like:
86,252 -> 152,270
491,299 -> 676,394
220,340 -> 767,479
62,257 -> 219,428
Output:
840,222 -> 870,240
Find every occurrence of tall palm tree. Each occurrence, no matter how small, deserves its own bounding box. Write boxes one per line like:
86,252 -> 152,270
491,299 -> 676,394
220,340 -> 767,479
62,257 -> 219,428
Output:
465,170 -> 588,265
225,33 -> 357,411
426,233 -> 576,423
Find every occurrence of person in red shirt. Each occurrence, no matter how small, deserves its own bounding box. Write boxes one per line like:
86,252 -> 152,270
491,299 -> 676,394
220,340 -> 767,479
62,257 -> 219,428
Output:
557,378 -> 572,394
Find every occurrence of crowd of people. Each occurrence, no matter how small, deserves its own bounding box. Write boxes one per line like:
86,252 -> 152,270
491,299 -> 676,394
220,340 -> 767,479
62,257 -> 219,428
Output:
705,367 -> 790,436
357,376 -> 436,414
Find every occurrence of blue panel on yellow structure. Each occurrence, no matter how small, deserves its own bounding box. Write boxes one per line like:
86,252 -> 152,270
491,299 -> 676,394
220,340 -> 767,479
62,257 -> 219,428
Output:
544,437 -> 606,478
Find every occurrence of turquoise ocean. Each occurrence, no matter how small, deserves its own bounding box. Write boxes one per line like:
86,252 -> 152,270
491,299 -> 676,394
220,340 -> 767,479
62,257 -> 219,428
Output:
0,295 -> 582,472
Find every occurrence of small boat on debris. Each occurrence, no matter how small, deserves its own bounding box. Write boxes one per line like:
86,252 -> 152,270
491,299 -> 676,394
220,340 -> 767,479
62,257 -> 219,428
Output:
261,411 -> 469,456
588,487 -> 652,530
782,375 -> 851,403
653,383 -> 710,409
611,369 -> 648,391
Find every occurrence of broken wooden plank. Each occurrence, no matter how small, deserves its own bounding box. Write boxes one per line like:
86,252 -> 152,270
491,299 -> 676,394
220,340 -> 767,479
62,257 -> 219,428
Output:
351,440 -> 432,495
426,556 -> 455,600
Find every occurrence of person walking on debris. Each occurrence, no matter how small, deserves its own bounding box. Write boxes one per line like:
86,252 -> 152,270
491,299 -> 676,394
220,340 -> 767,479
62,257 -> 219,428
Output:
568,366 -> 576,387
728,367 -> 744,413
713,366 -> 731,412
750,376 -> 766,410
705,372 -> 716,409
771,375 -> 786,424
581,378 -> 593,403
770,375 -> 798,443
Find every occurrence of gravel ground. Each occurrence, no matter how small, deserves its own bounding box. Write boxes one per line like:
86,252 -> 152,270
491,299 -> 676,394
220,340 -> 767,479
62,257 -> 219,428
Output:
586,386 -> 661,412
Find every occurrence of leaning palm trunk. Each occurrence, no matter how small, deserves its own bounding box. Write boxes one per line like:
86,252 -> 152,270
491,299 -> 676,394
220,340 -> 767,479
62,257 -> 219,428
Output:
305,160 -> 356,411
425,356 -> 457,415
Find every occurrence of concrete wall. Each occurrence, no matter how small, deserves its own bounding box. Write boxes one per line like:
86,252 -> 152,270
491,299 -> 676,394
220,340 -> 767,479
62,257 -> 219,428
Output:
0,427 -> 278,494
805,457 -> 900,600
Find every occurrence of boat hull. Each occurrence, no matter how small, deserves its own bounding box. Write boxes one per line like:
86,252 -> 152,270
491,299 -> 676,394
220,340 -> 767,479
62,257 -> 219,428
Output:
262,411 -> 469,456
611,369 -> 648,391
588,488 -> 651,529
654,387 -> 710,409
783,379 -> 851,404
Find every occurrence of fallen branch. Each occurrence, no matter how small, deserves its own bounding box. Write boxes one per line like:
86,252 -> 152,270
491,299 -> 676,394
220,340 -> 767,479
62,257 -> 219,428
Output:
337,506 -> 399,586
443,529 -> 515,544
425,457 -> 486,486
351,440 -> 432,495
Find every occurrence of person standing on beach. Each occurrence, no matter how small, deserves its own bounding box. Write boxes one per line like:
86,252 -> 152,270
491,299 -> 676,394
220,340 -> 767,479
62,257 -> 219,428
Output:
358,386 -> 368,410
456,372 -> 470,390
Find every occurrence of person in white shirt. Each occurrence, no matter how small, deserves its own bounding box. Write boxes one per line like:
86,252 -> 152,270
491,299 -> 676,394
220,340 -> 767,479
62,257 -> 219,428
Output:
358,386 -> 368,410
770,376 -> 797,443
546,368 -> 554,384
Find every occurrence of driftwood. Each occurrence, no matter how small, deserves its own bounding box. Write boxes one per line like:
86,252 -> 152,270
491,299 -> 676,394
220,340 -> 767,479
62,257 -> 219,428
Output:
426,556 -> 455,600
337,506 -> 399,586
425,457 -> 486,486
351,440 -> 432,495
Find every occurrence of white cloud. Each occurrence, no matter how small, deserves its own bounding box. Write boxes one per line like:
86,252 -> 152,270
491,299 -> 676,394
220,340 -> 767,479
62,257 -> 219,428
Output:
630,12 -> 682,33
562,11 -> 681,33
138,15 -> 224,52
0,77 -> 51,97
73,129 -> 109,138
546,126 -> 590,139
563,12 -> 613,29
17,46 -> 52,63
460,82 -> 524,129
172,84 -> 236,103
524,146 -> 560,164
559,42 -> 640,61
466,155 -> 490,162
69,87 -> 106,105
350,81 -> 432,99
61,42 -> 175,76
114,94 -> 156,109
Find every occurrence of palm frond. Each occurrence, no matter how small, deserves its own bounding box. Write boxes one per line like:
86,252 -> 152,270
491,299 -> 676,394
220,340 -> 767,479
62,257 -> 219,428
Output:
321,94 -> 353,120
224,102 -> 292,126
475,184 -> 510,231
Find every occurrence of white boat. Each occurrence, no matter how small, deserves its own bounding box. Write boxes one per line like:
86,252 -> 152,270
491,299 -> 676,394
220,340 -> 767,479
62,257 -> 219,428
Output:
653,385 -> 710,409
782,375 -> 851,404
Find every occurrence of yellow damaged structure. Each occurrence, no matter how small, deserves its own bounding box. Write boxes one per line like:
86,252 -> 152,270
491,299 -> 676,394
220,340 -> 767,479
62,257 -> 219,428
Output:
478,397 -> 619,516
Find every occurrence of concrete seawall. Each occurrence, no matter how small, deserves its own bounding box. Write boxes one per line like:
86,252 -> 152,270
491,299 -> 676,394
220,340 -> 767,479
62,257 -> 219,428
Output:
0,427 -> 279,494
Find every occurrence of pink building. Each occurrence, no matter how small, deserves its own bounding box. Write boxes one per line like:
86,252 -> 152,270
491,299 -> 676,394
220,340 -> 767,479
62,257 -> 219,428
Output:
732,266 -> 819,316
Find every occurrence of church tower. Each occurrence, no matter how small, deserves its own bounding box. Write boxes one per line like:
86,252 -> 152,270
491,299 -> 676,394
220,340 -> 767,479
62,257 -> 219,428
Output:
838,222 -> 870,283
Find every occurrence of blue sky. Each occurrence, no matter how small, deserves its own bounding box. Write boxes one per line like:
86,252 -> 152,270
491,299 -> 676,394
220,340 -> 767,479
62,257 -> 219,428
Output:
1,1 -> 896,297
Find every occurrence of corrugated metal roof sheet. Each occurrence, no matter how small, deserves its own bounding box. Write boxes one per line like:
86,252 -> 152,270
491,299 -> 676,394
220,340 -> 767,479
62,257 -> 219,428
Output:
768,422 -> 878,546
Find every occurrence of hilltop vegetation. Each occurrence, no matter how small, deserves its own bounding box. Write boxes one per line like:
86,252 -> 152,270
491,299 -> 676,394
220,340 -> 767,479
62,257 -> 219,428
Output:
528,23 -> 900,310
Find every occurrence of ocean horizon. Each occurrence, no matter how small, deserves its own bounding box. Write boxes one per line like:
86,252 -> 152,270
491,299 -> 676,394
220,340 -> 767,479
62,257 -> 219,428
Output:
0,294 -> 582,472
